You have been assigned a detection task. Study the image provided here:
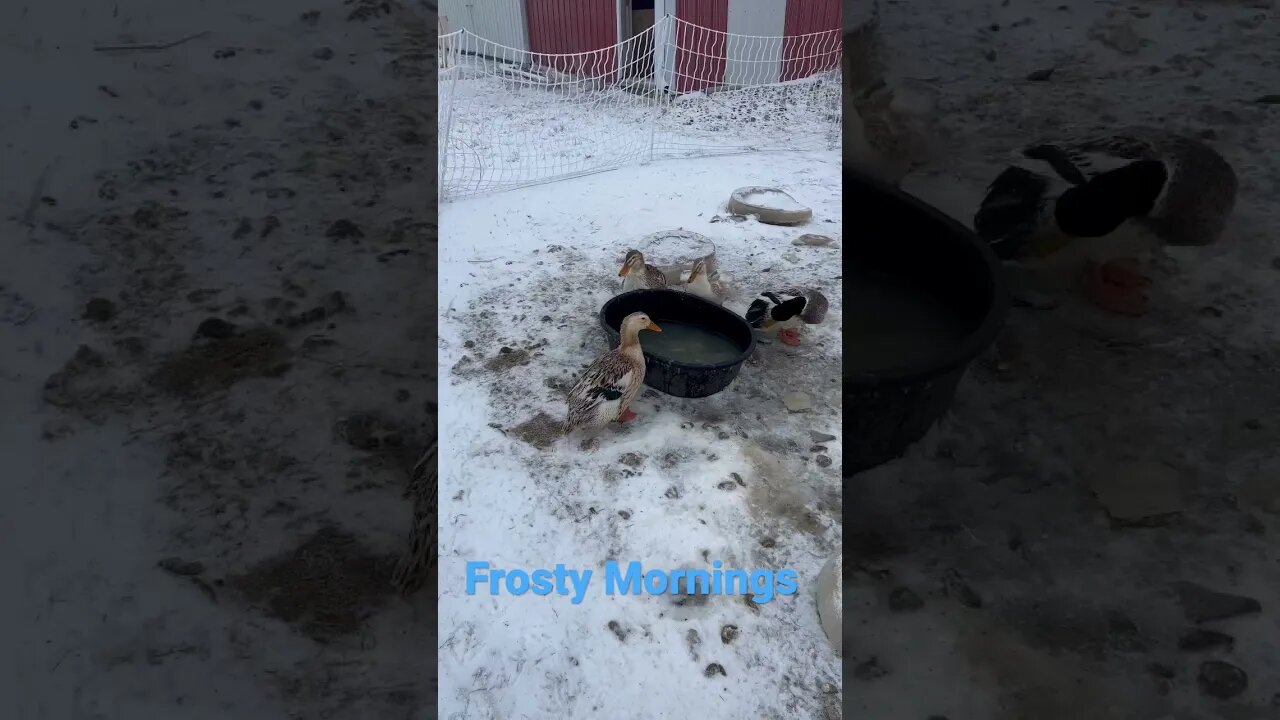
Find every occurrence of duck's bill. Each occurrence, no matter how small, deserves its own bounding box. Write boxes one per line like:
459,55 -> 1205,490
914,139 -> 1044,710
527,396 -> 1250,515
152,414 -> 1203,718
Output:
618,264 -> 630,277
762,319 -> 776,329
646,321 -> 663,332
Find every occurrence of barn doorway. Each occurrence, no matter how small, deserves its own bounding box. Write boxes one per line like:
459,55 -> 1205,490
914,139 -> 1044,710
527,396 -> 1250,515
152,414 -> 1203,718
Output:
622,0 -> 657,82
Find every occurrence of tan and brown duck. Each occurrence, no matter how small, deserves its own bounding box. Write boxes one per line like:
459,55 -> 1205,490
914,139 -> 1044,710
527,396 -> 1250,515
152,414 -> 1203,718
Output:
682,258 -> 722,304
619,249 -> 669,292
566,312 -> 662,431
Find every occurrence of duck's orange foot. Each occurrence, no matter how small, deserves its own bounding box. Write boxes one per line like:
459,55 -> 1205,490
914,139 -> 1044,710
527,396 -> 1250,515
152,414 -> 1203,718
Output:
617,408 -> 638,423
1083,259 -> 1150,316
779,329 -> 802,346
1098,257 -> 1151,289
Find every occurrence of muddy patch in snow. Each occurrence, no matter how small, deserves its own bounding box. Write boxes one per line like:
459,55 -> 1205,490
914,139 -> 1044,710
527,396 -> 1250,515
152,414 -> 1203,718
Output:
149,326 -> 293,396
228,525 -> 396,643
512,410 -> 564,449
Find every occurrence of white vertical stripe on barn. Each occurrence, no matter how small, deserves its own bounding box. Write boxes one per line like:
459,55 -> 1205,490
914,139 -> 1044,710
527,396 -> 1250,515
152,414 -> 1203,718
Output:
726,0 -> 784,86
617,0 -> 628,78
653,0 -> 678,92
440,0 -> 530,54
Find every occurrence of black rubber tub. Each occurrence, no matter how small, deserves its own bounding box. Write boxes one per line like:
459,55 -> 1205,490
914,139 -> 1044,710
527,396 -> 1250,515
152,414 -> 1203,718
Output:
599,289 -> 755,398
847,167 -> 1009,475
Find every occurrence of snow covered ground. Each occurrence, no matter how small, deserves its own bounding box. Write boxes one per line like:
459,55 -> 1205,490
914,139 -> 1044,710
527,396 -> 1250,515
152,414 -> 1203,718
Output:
3,1 -> 436,717
437,151 -> 842,718
847,0 -> 1280,718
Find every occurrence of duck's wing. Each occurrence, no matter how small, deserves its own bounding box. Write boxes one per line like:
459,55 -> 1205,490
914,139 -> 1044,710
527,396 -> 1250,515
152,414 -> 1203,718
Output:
1022,130 -> 1167,184
645,265 -> 669,288
710,278 -> 731,303
391,441 -> 438,597
568,353 -> 635,419
1020,141 -> 1145,185
405,442 -> 437,499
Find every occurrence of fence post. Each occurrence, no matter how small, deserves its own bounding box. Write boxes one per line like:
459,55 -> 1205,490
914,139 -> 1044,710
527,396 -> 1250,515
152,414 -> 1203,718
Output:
648,13 -> 678,162
647,16 -> 665,163
438,29 -> 463,201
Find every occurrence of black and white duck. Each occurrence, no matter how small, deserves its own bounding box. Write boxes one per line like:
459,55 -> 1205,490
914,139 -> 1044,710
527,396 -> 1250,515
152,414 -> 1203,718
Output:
973,128 -> 1237,315
745,289 -> 829,346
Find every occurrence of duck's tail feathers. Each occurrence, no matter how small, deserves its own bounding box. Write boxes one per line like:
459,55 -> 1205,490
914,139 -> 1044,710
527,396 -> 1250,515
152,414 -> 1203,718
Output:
800,290 -> 829,325
974,166 -> 1050,260
744,296 -> 770,328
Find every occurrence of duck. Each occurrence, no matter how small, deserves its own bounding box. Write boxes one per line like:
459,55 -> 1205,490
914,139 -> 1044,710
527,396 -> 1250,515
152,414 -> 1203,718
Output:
973,128 -> 1238,316
566,312 -> 662,431
847,80 -> 916,186
682,258 -> 721,304
745,288 -> 829,346
619,249 -> 669,292
391,441 -> 437,597
844,13 -> 939,190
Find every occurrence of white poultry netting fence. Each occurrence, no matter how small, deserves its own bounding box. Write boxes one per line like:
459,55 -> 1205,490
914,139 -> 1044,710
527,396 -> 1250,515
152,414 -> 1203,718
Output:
438,15 -> 841,201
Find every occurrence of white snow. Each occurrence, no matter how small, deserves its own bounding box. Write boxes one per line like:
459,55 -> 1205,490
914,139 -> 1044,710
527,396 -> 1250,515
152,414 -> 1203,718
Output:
438,151 -> 842,717
4,1 -> 436,717
737,187 -> 810,213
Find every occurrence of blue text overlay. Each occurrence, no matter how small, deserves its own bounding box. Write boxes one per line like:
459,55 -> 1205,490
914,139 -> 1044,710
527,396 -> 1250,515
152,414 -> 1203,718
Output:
465,560 -> 799,605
